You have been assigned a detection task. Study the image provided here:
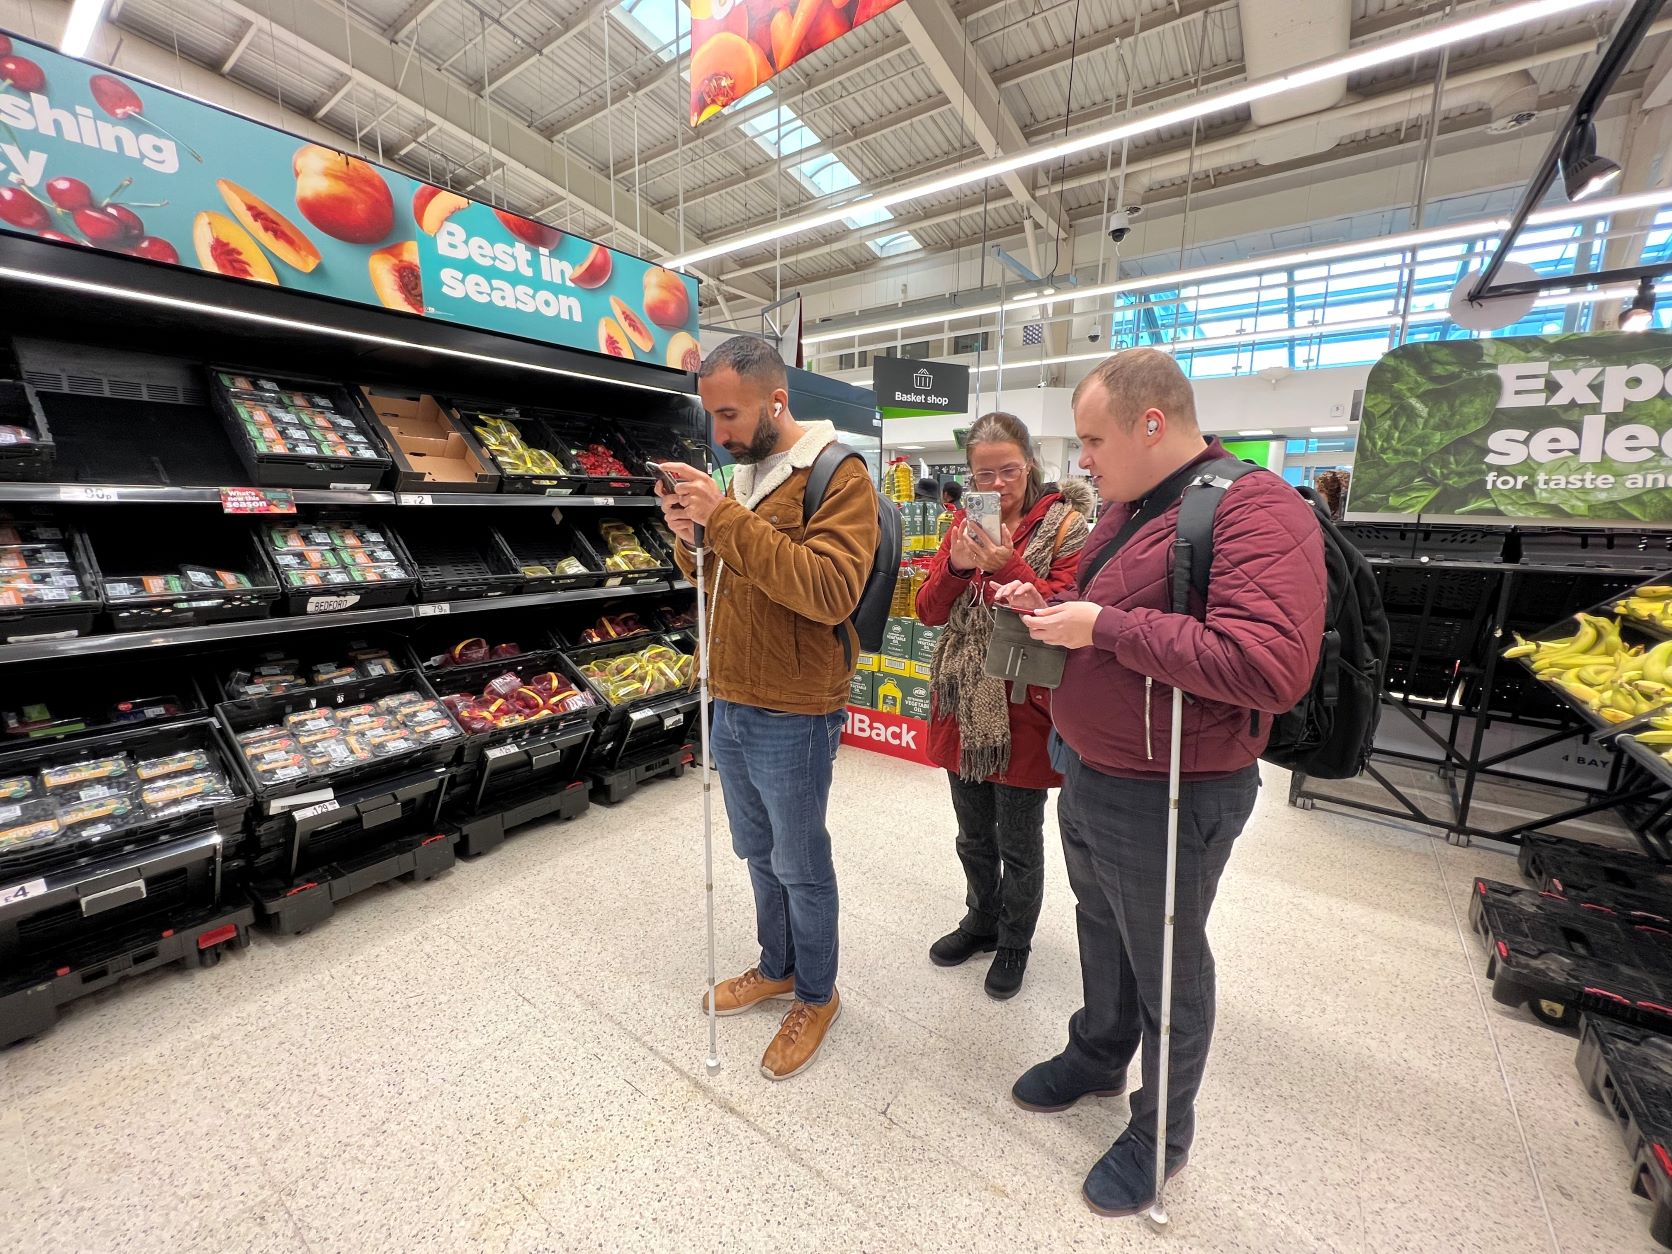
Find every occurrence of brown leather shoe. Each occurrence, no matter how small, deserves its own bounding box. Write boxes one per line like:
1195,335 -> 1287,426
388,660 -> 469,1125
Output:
701,967 -> 795,1017
760,991 -> 841,1081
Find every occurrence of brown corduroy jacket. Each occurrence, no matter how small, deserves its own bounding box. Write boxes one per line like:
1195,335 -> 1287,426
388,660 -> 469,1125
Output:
675,422 -> 879,716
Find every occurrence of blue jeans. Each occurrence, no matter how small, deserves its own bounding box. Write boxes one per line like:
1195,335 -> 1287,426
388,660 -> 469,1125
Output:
708,700 -> 846,1006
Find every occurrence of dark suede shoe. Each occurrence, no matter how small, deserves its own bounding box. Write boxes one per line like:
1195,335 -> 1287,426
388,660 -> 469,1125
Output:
1082,1135 -> 1188,1218
929,927 -> 997,968
984,947 -> 1028,1000
1011,1053 -> 1126,1112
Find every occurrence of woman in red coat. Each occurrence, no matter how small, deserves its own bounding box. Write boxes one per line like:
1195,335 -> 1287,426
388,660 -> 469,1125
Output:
916,412 -> 1088,1000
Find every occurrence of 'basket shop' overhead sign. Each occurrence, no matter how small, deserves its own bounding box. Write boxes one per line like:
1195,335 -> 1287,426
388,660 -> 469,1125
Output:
873,356 -> 969,420
0,29 -> 699,367
1349,332 -> 1672,525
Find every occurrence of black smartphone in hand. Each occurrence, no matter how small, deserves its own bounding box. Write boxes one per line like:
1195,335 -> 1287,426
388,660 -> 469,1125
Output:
646,461 -> 681,493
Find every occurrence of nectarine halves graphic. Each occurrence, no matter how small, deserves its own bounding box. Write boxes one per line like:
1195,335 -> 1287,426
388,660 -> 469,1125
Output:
610,297 -> 655,354
369,242 -> 423,314
216,180 -> 320,273
193,211 -> 279,285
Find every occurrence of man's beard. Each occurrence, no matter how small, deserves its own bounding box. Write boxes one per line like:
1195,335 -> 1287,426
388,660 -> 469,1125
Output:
724,406 -> 780,465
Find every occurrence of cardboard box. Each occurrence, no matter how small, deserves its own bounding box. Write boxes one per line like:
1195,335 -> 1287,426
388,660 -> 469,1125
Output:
855,652 -> 880,673
882,617 -> 914,661
848,671 -> 876,709
909,660 -> 933,681
913,624 -> 943,665
879,655 -> 913,678
902,676 -> 932,722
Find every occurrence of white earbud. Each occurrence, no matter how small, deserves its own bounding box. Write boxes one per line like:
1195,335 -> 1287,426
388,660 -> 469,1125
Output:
1146,418 -> 1159,435
773,402 -> 783,418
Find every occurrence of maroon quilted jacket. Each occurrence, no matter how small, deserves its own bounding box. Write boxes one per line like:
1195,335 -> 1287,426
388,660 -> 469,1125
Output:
1052,443 -> 1327,781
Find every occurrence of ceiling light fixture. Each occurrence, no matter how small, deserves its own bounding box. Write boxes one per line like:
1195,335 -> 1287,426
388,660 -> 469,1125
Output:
1311,426 -> 1350,434
1560,121 -> 1623,202
1621,278 -> 1657,331
59,0 -> 107,57
803,187 -> 1672,348
1238,429 -> 1275,436
668,0 -> 1610,271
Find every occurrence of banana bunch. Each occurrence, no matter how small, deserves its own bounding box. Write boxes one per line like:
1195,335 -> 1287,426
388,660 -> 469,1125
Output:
1614,584 -> 1672,629
1631,712 -> 1672,758
1503,613 -> 1672,724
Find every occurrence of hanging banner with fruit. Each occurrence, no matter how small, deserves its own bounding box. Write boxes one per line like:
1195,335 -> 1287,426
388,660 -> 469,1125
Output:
1350,331 -> 1672,525
689,0 -> 903,124
0,30 -> 699,370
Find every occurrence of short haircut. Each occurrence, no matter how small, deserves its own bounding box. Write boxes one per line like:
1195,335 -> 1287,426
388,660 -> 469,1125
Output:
942,481 -> 963,505
1072,347 -> 1197,432
699,335 -> 787,390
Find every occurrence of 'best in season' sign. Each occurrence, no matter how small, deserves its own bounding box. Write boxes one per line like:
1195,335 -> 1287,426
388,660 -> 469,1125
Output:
0,29 -> 699,368
1350,332 -> 1672,524
872,356 -> 970,419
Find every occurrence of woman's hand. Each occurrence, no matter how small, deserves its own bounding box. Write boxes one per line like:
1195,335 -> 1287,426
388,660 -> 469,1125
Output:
964,521 -> 1015,574
947,521 -> 981,574
993,581 -> 1047,613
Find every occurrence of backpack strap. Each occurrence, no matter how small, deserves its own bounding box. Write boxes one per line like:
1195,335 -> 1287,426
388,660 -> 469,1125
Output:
1173,459 -> 1267,611
802,441 -> 865,669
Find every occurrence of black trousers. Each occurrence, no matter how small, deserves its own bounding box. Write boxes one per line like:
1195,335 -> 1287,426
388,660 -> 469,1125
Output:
1056,750 -> 1259,1161
946,773 -> 1047,951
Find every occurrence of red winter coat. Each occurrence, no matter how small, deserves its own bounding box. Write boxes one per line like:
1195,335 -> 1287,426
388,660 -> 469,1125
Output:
916,491 -> 1084,790
1052,442 -> 1327,781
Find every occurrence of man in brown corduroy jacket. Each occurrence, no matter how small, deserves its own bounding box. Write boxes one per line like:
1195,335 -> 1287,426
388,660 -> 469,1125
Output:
659,335 -> 878,1081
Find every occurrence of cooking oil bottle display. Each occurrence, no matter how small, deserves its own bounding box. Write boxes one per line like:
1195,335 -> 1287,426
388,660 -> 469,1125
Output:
875,674 -> 904,714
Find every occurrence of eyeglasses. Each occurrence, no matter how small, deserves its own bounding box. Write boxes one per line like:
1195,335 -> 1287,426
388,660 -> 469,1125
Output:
970,465 -> 1026,487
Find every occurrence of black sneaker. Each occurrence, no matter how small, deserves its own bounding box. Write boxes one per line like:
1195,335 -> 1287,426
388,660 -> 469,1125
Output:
929,927 -> 997,968
984,947 -> 1028,1000
1012,1053 -> 1126,1113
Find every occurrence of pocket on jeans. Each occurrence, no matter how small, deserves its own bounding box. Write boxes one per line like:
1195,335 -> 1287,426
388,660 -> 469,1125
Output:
826,710 -> 846,758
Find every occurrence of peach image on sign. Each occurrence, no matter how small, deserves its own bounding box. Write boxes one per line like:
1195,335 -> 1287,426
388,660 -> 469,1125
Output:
293,145 -> 395,245
571,243 -> 613,289
666,332 -> 701,372
690,32 -> 771,123
193,211 -> 278,285
216,180 -> 320,273
610,298 -> 655,354
644,267 -> 691,330
494,208 -> 563,250
598,317 -> 635,360
369,242 -> 423,314
413,185 -> 469,235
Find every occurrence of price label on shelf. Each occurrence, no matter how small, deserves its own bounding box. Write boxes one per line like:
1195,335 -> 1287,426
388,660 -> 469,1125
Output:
593,497 -> 616,507
399,493 -> 434,507
417,603 -> 451,617
219,487 -> 296,515
292,800 -> 340,823
483,744 -> 520,762
0,877 -> 47,909
304,594 -> 361,615
58,485 -> 116,503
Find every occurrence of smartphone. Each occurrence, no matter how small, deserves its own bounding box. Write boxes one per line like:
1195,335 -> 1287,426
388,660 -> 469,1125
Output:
964,491 -> 1002,543
646,460 -> 681,492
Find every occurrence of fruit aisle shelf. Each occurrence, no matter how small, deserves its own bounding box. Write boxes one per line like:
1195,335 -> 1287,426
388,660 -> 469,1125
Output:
1292,531 -> 1672,860
0,484 -> 658,509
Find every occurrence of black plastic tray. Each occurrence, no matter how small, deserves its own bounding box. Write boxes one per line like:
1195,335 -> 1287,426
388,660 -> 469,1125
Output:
1470,877 -> 1672,1031
1511,608 -> 1672,738
451,402 -> 591,496
83,515 -> 279,631
206,365 -> 391,490
616,417 -> 708,479
0,716 -> 250,882
541,413 -> 654,497
0,515 -> 101,643
1519,832 -> 1672,916
1600,573 -> 1672,643
264,516 -> 417,616
567,631 -> 699,761
492,513 -> 608,592
204,631 -> 410,702
0,379 -> 53,481
390,516 -> 525,602
214,670 -> 463,812
573,513 -> 673,588
2,654 -> 207,748
419,642 -> 604,766
1576,1016 -> 1672,1249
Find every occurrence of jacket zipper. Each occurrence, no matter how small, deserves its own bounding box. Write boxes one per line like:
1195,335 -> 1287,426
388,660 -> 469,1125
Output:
1144,677 -> 1154,761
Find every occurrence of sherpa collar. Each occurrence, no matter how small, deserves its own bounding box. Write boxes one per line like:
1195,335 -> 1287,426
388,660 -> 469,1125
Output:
730,420 -> 838,511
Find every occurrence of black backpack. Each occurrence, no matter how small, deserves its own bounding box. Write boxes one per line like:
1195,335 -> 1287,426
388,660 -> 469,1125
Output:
1172,463 -> 1390,780
804,443 -> 902,657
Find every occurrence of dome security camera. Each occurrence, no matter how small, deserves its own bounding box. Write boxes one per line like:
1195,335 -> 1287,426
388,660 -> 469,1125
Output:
1107,205 -> 1142,243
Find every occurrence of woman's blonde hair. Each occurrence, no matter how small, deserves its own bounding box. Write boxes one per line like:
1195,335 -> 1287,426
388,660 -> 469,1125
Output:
964,411 -> 1045,513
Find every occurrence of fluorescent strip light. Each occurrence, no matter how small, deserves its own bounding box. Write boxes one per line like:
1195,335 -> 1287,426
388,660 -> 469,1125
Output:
671,0 -> 1609,270
0,267 -> 695,398
60,0 -> 107,56
1238,429 -> 1275,436
803,186 -> 1672,347
1311,426 -> 1349,433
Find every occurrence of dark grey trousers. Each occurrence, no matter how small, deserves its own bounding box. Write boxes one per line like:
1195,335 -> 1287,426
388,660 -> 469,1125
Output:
1056,749 -> 1260,1161
946,774 -> 1048,951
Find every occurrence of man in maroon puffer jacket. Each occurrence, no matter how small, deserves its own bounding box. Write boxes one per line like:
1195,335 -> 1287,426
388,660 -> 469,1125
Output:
996,348 -> 1326,1218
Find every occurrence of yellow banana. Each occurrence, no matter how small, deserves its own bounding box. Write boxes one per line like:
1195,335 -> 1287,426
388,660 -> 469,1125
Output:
1644,641 -> 1672,684
1560,681 -> 1602,707
1576,664 -> 1617,687
1599,708 -> 1634,724
1631,730 -> 1672,745
1637,586 -> 1672,599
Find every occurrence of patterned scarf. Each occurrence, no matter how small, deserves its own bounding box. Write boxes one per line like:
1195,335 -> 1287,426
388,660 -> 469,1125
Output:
930,499 -> 1086,781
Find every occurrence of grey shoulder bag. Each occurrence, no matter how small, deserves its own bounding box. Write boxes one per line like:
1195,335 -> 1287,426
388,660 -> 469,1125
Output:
984,607 -> 1066,703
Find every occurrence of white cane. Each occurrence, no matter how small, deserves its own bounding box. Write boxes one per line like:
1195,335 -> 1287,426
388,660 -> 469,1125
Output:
693,531 -> 720,1076
1145,683 -> 1184,1229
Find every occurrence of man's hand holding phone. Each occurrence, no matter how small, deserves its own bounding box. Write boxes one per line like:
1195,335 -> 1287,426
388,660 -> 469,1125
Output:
652,460 -> 715,544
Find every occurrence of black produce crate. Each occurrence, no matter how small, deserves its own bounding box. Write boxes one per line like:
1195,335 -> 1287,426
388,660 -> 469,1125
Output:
568,632 -> 700,767
389,515 -> 525,602
539,413 -> 655,497
0,378 -> 53,481
453,403 -> 591,496
1470,878 -> 1672,1031
1377,563 -> 1497,616
408,616 -> 552,675
2,655 -> 205,748
446,777 -> 590,858
1576,1016 -> 1672,1250
1520,834 -> 1672,915
1409,525 -> 1509,564
618,416 -> 708,475
0,514 -> 101,644
592,737 -> 694,805
1599,574 -> 1672,642
250,824 -> 457,935
420,641 -> 604,768
264,517 -> 417,615
1508,609 -> 1672,739
205,632 -> 409,702
83,514 -> 279,632
206,366 -> 392,490
1517,529 -> 1672,571
1384,610 -> 1478,700
357,386 -> 500,495
214,671 -> 463,819
492,513 -> 608,592
1347,525 -> 1418,560
0,888 -> 251,1049
0,717 -> 250,884
571,513 -> 673,587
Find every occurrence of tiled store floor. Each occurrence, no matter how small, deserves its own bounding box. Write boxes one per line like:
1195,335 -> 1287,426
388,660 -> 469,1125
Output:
0,748 -> 1657,1253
